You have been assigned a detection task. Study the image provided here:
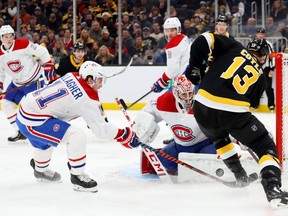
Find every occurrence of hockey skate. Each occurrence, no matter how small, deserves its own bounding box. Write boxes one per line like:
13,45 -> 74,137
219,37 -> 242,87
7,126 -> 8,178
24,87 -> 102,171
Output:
30,159 -> 62,183
8,130 -> 27,144
234,169 -> 250,187
265,185 -> 288,208
67,162 -> 98,192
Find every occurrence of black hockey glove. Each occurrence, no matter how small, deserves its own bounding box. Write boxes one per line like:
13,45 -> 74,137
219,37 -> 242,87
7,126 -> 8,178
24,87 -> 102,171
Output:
185,65 -> 201,85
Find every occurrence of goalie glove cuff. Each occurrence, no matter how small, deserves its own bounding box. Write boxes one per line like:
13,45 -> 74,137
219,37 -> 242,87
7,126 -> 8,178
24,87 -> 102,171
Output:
115,127 -> 140,149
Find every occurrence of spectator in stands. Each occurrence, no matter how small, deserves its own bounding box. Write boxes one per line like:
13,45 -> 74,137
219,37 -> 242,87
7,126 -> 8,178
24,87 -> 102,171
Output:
52,38 -> 68,65
121,0 -> 133,14
39,24 -> 49,38
148,6 -> 164,25
122,28 -> 134,54
139,11 -> 152,29
98,26 -> 114,48
19,24 -> 33,41
77,28 -> 95,50
46,13 -> 61,34
129,35 -> 148,65
89,20 -> 102,42
95,45 -> 114,65
47,30 -> 56,48
182,18 -> 198,40
225,0 -> 245,37
99,12 -> 114,35
150,21 -> 164,42
131,21 -> 142,38
62,29 -> 74,54
139,0 -> 154,14
164,5 -> 177,20
270,0 -> 287,24
242,17 -> 256,37
122,13 -> 132,30
265,16 -> 278,37
11,4 -> 31,29
81,13 -> 94,29
41,0 -> 53,18
157,0 -> 167,17
191,14 -> 204,34
27,16 -> 40,35
153,35 -> 167,64
5,0 -> 17,25
55,0 -> 68,17
255,27 -> 276,112
51,4 -> 63,22
109,36 -> 132,65
25,0 -> 36,15
0,18 -> 5,29
142,26 -> 157,51
32,31 -> 40,44
89,0 -> 102,17
101,0 -> 118,14
34,7 -> 46,25
87,41 -> 100,59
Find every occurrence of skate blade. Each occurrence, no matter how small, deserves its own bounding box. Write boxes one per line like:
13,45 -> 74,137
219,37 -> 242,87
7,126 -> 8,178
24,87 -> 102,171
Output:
36,178 -> 62,183
270,199 -> 288,208
8,140 -> 29,145
73,185 -> 98,193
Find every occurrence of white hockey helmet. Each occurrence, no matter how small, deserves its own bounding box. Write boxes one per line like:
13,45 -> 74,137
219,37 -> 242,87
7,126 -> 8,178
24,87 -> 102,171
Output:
79,61 -> 106,84
164,17 -> 181,33
0,25 -> 15,41
172,75 -> 195,112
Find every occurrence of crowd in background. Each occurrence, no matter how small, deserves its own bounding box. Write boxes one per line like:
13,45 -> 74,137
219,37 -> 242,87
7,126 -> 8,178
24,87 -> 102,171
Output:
1,0 -> 288,65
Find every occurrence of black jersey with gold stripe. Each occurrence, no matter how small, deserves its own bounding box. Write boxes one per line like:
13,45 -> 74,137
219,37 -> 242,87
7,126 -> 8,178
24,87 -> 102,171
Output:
189,32 -> 266,112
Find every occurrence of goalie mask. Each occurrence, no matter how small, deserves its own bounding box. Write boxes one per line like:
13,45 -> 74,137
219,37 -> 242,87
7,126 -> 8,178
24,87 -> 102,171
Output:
172,75 -> 195,112
79,61 -> 106,85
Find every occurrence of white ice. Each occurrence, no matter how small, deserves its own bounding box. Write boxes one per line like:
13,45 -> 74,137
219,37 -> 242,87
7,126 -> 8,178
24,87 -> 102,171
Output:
0,111 -> 287,216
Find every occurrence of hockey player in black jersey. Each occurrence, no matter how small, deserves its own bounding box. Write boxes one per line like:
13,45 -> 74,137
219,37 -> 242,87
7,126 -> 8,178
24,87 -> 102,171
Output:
185,34 -> 288,207
55,42 -> 91,77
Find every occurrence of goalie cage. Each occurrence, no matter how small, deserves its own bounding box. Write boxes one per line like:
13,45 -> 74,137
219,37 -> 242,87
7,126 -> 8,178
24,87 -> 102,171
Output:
276,53 -> 288,182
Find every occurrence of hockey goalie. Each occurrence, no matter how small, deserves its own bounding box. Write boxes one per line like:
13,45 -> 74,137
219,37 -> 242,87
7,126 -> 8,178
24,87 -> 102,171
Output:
132,75 -> 258,183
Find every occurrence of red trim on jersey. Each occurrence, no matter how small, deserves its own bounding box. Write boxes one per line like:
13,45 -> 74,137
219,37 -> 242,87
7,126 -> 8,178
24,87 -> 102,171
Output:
156,92 -> 178,112
165,34 -> 185,50
13,38 -> 30,51
72,73 -> 100,101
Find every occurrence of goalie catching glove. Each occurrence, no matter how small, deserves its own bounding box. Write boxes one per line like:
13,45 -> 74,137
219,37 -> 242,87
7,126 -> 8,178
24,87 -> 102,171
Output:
115,127 -> 141,149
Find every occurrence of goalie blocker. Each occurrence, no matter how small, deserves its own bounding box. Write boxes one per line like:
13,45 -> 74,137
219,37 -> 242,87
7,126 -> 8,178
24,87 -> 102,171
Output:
141,144 -> 258,183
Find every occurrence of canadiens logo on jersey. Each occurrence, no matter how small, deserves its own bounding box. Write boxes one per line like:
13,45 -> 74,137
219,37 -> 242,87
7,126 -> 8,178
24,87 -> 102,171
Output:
7,60 -> 24,73
171,124 -> 195,142
53,124 -> 60,132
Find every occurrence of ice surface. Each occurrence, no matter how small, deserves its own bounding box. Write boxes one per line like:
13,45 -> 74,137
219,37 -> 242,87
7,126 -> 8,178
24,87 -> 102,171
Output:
0,111 -> 287,216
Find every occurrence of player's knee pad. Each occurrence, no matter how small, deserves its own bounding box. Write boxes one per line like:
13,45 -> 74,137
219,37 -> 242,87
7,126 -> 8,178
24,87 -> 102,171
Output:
63,126 -> 87,155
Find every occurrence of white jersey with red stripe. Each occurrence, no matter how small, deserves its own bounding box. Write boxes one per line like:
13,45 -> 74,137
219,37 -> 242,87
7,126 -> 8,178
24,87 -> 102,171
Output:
0,38 -> 51,87
17,72 -> 119,140
143,91 -> 207,147
163,34 -> 191,80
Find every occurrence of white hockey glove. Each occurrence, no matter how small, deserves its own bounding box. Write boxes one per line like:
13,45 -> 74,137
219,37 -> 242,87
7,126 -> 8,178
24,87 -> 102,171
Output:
132,111 -> 160,144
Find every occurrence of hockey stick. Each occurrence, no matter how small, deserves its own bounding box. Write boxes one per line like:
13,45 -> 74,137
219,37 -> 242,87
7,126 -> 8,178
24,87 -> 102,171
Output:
101,58 -> 133,79
115,96 -> 174,183
115,97 -> 258,187
0,79 -> 42,96
119,89 -> 154,110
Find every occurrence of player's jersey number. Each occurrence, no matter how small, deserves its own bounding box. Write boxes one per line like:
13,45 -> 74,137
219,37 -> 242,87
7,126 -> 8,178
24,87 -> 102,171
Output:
220,56 -> 259,94
36,89 -> 69,109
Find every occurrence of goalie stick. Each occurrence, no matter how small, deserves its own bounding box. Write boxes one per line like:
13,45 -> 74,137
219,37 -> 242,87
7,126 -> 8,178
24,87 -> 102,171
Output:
115,97 -> 258,187
119,89 -> 154,110
115,96 -> 174,183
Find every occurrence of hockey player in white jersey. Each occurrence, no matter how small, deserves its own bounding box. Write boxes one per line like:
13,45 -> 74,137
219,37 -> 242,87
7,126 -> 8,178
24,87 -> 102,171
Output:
16,61 -> 140,192
0,25 -> 55,143
134,75 -> 216,174
152,17 -> 191,92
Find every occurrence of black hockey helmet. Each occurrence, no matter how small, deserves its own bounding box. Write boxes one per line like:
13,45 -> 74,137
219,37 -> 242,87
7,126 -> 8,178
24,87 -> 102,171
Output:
216,15 -> 228,23
246,38 -> 269,57
256,27 -> 266,33
73,42 -> 86,51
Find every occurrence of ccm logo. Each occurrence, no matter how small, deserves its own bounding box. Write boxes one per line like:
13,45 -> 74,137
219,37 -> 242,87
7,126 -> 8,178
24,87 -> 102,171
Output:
143,148 -> 166,174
